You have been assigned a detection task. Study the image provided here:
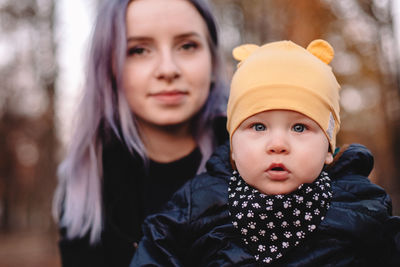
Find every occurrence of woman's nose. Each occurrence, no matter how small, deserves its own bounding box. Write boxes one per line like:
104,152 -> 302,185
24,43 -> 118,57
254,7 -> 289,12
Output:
155,49 -> 181,83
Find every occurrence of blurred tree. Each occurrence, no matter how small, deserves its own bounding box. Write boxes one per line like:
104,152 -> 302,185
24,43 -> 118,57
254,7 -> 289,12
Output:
0,0 -> 398,265
212,0 -> 400,214
0,0 -> 58,232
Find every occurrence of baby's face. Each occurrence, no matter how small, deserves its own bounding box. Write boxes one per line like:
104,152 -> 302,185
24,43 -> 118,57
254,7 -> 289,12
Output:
231,110 -> 333,195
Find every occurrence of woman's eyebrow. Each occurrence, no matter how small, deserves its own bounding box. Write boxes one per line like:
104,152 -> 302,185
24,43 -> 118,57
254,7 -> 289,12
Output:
174,32 -> 201,39
126,32 -> 202,43
126,36 -> 152,43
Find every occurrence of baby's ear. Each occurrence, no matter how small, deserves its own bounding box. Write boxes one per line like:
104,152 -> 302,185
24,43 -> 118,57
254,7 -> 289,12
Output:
306,39 -> 334,64
325,152 -> 333,165
232,44 -> 259,67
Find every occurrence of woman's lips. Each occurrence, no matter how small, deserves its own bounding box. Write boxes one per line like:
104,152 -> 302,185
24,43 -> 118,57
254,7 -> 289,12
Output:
266,163 -> 290,180
150,90 -> 188,105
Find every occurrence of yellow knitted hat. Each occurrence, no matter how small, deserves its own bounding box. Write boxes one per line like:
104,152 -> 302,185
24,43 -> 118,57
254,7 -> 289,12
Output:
227,39 -> 341,152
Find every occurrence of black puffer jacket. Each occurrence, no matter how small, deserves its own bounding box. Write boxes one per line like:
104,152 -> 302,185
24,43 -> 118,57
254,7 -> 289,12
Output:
131,143 -> 400,266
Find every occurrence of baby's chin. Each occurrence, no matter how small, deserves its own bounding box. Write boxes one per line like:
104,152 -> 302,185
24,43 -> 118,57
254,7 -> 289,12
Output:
256,184 -> 299,196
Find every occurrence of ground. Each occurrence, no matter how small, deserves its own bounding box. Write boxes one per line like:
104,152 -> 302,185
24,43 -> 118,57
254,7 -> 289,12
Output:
0,230 -> 60,267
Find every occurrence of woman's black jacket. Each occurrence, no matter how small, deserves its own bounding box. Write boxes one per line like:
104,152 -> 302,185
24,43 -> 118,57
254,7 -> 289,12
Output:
58,117 -> 228,267
131,143 -> 400,266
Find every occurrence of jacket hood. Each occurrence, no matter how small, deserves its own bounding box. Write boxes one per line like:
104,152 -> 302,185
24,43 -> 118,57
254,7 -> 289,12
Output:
205,141 -> 233,178
327,143 -> 374,179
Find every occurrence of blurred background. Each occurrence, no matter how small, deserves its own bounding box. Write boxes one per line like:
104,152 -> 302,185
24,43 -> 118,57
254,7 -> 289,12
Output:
1,0 -> 400,266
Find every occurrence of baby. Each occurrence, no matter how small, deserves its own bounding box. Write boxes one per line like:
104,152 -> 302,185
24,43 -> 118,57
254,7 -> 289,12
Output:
130,40 -> 400,266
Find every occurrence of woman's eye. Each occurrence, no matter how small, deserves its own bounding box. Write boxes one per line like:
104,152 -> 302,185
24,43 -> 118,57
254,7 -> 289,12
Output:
127,46 -> 146,56
252,123 -> 266,131
180,42 -> 198,51
292,124 -> 306,132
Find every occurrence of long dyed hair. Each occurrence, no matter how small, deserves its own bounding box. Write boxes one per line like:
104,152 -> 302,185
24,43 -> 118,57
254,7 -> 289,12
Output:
53,0 -> 227,244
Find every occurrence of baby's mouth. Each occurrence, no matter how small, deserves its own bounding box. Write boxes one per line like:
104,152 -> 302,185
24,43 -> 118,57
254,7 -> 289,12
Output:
268,163 -> 288,172
266,163 -> 290,180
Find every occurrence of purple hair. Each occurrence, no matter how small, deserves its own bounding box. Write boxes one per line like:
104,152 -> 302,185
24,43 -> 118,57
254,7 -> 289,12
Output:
53,0 -> 227,243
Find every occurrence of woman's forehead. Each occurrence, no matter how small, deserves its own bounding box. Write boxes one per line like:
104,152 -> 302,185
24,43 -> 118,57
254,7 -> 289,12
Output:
126,0 -> 207,36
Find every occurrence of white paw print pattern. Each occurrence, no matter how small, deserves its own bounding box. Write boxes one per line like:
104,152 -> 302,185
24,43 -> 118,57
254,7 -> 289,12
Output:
284,231 -> 292,238
304,212 -> 312,221
259,213 -> 267,220
263,257 -> 272,263
275,211 -> 284,219
242,201 -> 248,208
296,231 -> 305,239
248,222 -> 256,229
247,210 -> 254,218
295,195 -> 304,203
281,221 -> 288,228
293,209 -> 301,216
308,224 -> 316,232
258,244 -> 266,252
251,235 -> 259,242
270,233 -> 278,241
269,245 -> 278,253
283,200 -> 292,209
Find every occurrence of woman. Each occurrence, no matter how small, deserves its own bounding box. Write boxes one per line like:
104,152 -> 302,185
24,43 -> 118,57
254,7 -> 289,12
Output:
53,0 -> 228,266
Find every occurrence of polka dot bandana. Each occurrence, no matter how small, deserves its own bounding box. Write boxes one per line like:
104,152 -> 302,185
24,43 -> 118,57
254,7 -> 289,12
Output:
228,171 -> 332,264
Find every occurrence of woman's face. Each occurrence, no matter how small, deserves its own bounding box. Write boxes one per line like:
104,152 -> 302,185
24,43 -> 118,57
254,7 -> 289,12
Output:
123,0 -> 212,129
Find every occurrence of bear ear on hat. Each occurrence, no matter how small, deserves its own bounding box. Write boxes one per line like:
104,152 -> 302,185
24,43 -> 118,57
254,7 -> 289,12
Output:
306,39 -> 334,64
232,44 -> 259,67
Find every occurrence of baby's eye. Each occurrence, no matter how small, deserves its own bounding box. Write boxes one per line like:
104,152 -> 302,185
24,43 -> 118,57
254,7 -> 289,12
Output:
292,124 -> 306,132
252,123 -> 266,131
